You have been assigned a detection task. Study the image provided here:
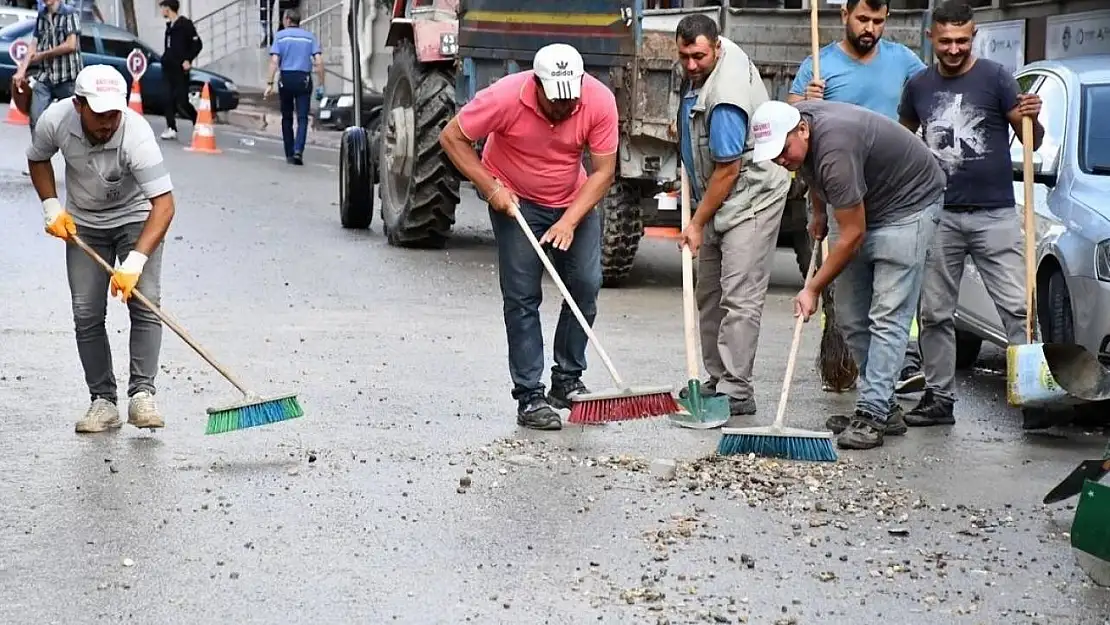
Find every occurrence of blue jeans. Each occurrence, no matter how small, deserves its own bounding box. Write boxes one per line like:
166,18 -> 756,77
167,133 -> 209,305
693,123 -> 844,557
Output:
278,70 -> 311,157
489,199 -> 603,401
29,78 -> 75,131
830,198 -> 940,419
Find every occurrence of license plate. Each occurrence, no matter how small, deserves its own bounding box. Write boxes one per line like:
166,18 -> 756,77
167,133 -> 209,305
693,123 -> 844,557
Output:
319,110 -> 331,119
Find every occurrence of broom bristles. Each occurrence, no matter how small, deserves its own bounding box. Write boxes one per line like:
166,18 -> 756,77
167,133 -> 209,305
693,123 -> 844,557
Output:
205,395 -> 304,435
818,282 -> 858,392
717,427 -> 838,462
568,391 -> 680,424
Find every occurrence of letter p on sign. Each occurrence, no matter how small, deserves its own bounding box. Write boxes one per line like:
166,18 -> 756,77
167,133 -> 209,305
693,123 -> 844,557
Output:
127,49 -> 148,80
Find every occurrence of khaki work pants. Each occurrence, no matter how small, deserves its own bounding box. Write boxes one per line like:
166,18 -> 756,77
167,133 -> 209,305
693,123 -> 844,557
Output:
696,198 -> 786,401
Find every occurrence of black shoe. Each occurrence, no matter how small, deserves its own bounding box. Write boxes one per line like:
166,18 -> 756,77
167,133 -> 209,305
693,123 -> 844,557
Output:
292,153 -> 304,166
894,367 -> 926,394
517,396 -> 562,431
729,396 -> 757,416
836,410 -> 886,450
905,390 -> 956,426
826,404 -> 906,436
547,378 -> 589,410
678,379 -> 719,399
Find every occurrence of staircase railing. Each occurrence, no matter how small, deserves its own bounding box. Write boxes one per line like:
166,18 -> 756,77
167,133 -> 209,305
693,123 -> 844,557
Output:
298,0 -> 351,90
193,0 -> 264,67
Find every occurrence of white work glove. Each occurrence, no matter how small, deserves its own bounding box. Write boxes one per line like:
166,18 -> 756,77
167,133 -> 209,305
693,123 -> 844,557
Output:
42,198 -> 76,240
110,251 -> 148,302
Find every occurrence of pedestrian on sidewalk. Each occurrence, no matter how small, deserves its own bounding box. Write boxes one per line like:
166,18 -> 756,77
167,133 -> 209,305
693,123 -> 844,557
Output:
750,99 -> 946,450
26,64 -> 177,434
159,0 -> 202,141
672,14 -> 791,423
263,8 -> 325,165
13,0 -> 82,131
897,0 -> 1043,427
787,0 -> 929,395
438,43 -> 619,431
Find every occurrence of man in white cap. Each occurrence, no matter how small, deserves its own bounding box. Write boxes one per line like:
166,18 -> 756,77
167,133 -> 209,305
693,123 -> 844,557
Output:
26,63 -> 177,434
439,43 -> 619,430
749,99 -> 945,450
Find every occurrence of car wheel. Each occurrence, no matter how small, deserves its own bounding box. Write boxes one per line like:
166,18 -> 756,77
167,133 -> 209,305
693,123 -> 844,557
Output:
1041,269 -> 1075,344
954,330 -> 983,370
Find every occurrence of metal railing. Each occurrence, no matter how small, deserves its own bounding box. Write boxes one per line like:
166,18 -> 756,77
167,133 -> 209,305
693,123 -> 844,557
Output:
194,0 -> 264,67
299,0 -> 350,90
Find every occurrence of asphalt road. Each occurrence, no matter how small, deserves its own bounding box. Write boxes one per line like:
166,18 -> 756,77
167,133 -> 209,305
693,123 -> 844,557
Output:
1,110 -> 1108,625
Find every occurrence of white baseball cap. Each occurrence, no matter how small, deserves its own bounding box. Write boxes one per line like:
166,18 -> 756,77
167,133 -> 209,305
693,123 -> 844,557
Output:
74,64 -> 128,113
751,100 -> 803,163
533,43 -> 585,101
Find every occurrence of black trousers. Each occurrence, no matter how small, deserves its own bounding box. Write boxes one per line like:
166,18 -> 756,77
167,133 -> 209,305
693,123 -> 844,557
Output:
163,65 -> 197,131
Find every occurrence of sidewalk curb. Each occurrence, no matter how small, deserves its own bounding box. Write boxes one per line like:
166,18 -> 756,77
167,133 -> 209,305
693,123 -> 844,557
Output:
221,108 -> 342,150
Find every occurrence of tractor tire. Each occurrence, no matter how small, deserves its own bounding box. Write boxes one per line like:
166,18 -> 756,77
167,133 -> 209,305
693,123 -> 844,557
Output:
378,40 -> 459,248
339,126 -> 374,229
599,181 -> 643,288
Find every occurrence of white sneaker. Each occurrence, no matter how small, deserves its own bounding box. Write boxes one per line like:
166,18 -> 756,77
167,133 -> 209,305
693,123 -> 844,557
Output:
160,128 -> 177,140
127,391 -> 165,429
75,398 -> 122,433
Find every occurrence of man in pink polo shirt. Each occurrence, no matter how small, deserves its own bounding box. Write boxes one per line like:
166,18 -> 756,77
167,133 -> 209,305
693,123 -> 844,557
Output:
440,42 -> 619,430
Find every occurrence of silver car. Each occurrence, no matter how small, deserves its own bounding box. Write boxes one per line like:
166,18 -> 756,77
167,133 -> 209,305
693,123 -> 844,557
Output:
954,55 -> 1110,373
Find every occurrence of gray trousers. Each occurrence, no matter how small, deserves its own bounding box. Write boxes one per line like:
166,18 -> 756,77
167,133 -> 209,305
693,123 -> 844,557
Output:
919,207 -> 1028,401
697,199 -> 786,401
66,221 -> 164,403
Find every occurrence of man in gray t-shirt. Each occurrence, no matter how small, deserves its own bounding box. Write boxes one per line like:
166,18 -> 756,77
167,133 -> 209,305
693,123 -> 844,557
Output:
751,99 -> 946,450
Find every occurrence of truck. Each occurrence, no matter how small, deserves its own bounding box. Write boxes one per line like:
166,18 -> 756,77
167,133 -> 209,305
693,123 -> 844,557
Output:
337,0 -> 930,286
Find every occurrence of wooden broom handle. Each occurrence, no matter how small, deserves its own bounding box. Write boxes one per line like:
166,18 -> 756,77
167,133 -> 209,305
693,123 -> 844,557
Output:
679,166 -> 700,380
810,1 -> 821,81
68,234 -> 253,396
1021,115 -> 1035,343
774,240 -> 822,430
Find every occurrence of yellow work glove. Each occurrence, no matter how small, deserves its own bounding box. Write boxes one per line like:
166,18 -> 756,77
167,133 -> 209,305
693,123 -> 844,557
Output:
110,251 -> 147,302
42,198 -> 76,240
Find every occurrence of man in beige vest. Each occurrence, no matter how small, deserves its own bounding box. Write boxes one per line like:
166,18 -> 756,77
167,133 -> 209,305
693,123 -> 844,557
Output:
674,14 -> 791,420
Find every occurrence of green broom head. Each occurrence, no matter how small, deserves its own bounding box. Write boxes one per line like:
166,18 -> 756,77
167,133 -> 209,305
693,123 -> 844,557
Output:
717,426 -> 838,462
568,385 -> 680,424
205,392 -> 304,435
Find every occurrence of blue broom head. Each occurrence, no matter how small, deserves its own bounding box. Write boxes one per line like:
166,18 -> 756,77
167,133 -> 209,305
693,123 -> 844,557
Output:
717,432 -> 837,463
205,394 -> 303,435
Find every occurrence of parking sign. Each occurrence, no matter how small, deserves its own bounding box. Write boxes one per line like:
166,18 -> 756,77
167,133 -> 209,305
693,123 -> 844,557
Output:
126,48 -> 147,80
8,39 -> 28,64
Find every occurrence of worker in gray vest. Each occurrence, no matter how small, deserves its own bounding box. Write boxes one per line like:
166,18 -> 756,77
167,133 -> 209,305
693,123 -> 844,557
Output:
673,14 -> 792,423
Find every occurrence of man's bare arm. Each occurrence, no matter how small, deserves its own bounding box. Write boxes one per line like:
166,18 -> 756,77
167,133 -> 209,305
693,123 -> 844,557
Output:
32,33 -> 77,62
28,159 -> 58,201
786,93 -> 805,105
899,116 -> 921,135
133,193 -> 175,257
1007,106 -> 1045,151
807,202 -> 866,294
439,117 -> 502,198
690,160 -> 742,228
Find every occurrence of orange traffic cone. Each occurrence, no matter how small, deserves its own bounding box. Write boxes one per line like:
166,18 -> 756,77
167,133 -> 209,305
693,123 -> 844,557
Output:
4,103 -> 29,125
128,78 -> 143,114
184,82 -> 220,154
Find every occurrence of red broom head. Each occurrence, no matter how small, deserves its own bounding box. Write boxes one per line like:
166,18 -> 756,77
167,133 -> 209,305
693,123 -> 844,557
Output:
567,392 -> 680,424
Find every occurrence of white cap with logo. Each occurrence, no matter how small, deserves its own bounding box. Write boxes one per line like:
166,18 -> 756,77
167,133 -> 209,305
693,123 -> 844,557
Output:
74,64 -> 129,114
533,42 -> 585,101
751,100 -> 803,163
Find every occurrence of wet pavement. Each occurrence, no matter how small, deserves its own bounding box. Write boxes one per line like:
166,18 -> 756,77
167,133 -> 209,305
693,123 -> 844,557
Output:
1,109 -> 1108,624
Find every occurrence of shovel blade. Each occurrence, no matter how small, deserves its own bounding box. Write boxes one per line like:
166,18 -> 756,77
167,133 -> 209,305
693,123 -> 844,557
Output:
668,380 -> 730,430
1006,343 -> 1084,408
1041,342 -> 1110,402
1043,458 -> 1110,504
1071,479 -> 1110,587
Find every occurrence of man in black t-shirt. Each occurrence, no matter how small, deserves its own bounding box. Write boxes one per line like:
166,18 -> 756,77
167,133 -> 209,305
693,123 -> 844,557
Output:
897,0 -> 1043,426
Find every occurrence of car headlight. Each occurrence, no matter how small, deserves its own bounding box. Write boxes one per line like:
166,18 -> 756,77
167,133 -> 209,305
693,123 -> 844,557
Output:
224,80 -> 238,93
1096,239 -> 1110,282
336,95 -> 353,108
440,32 -> 458,56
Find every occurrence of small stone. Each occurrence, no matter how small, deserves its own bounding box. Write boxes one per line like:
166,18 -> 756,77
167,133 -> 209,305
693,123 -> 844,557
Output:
650,459 -> 677,480
122,558 -> 134,567
459,476 -> 472,488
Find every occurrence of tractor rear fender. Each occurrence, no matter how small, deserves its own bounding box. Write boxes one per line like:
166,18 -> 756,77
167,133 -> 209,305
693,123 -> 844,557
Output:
386,18 -> 459,64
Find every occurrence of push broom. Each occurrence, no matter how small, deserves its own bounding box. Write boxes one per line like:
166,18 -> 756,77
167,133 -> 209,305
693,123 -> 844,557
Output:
717,240 -> 837,462
509,204 -> 680,424
70,235 -> 303,435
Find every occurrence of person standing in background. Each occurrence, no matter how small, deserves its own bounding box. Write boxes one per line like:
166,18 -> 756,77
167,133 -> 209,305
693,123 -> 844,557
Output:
787,0 -> 930,395
158,0 -> 203,141
263,9 -> 325,165
13,0 -> 82,131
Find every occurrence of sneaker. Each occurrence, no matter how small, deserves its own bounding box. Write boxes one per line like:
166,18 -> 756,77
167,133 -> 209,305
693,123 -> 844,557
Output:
895,367 -> 927,394
729,396 -> 757,416
291,152 -> 304,166
547,378 -> 589,410
127,391 -> 165,429
836,410 -> 886,450
160,128 -> 177,140
826,404 -> 906,436
75,398 -> 122,434
905,390 -> 955,427
517,395 -> 562,431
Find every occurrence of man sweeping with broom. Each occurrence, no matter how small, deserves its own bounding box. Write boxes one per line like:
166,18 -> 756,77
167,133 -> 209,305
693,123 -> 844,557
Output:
26,64 -> 176,434
672,14 -> 791,423
750,99 -> 946,450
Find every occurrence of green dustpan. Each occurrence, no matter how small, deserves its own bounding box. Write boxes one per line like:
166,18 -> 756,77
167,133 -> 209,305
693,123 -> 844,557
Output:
668,379 -> 730,430
1071,478 -> 1110,587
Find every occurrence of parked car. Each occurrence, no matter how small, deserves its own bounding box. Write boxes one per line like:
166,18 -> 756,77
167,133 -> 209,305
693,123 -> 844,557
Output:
0,6 -> 35,29
954,55 -> 1110,373
0,18 -> 239,115
316,88 -> 382,131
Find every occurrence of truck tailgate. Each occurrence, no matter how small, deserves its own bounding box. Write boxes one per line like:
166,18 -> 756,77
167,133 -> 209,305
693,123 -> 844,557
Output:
458,0 -> 637,62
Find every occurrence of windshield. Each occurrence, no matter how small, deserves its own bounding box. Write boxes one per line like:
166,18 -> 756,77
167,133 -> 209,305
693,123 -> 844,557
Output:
1080,83 -> 1110,176
0,17 -> 32,39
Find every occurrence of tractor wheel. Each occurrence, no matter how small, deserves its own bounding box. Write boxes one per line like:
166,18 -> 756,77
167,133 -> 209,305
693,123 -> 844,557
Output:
339,126 -> 374,229
378,40 -> 459,248
599,181 -> 643,288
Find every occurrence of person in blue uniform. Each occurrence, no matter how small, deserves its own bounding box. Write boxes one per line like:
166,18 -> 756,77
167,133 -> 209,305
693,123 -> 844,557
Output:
263,9 -> 325,165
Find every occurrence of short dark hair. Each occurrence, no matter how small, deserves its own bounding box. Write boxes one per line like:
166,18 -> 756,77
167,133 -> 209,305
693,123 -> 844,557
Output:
932,0 -> 974,25
845,0 -> 889,12
676,14 -> 718,46
159,0 -> 180,12
284,9 -> 301,25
